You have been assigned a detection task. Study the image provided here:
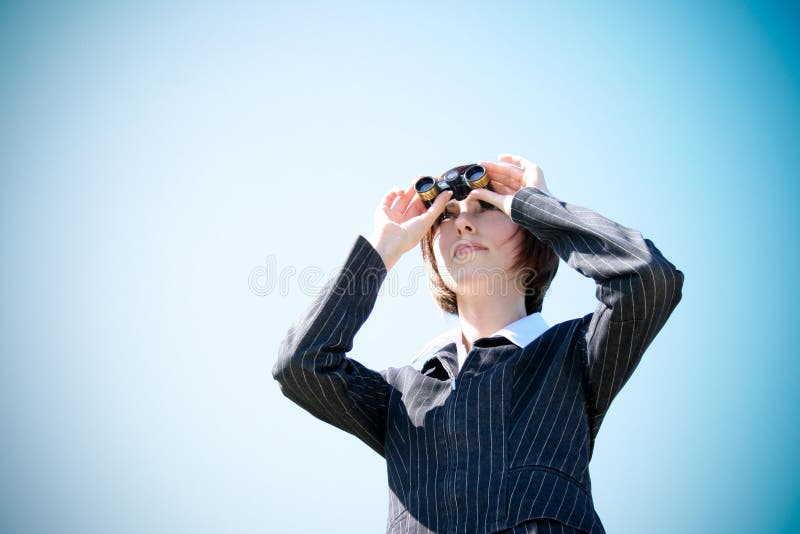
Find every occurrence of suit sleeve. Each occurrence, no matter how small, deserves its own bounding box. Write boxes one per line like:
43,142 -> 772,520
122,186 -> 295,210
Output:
510,187 -> 684,430
272,235 -> 392,457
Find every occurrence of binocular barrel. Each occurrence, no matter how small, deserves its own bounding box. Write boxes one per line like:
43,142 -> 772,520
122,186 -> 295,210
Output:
415,164 -> 490,208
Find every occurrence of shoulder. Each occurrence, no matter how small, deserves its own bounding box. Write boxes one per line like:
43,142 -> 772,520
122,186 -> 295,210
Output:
522,315 -> 590,350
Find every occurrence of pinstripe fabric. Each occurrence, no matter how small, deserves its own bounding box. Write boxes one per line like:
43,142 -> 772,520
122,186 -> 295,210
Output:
501,518 -> 583,533
273,187 -> 684,533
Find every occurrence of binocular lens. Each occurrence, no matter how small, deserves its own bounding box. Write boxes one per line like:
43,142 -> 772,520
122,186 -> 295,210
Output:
413,163 -> 489,206
465,165 -> 489,188
415,176 -> 439,202
416,176 -> 436,193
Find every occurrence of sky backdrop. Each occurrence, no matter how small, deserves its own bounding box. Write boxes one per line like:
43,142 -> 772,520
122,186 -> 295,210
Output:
1,1 -> 799,533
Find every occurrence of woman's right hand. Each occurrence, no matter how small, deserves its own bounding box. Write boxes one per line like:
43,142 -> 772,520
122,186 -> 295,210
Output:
367,180 -> 452,271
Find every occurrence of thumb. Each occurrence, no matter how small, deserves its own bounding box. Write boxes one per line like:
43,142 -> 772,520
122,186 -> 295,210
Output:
422,190 -> 453,222
468,188 -> 513,216
468,187 -> 502,206
408,190 -> 453,235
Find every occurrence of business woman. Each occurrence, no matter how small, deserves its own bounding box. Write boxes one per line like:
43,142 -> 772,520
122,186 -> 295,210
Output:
273,154 -> 684,533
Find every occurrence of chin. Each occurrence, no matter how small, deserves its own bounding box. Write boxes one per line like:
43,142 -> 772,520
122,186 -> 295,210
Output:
443,263 -> 515,296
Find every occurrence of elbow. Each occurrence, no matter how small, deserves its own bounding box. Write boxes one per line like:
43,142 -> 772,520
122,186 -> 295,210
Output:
669,267 -> 685,311
272,354 -> 289,384
649,262 -> 684,318
627,262 -> 684,321
272,338 -> 309,405
272,333 -> 299,385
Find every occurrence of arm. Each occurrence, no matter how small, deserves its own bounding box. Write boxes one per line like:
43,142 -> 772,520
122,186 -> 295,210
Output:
474,156 -> 684,426
509,187 -> 684,422
272,235 -> 391,457
273,181 -> 451,457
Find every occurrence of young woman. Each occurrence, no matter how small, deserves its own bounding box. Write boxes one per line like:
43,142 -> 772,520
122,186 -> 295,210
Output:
273,154 -> 684,533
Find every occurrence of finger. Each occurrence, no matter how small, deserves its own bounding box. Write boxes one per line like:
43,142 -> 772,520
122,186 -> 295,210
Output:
490,182 -> 518,196
403,192 -> 427,218
498,153 -> 525,168
381,187 -> 404,210
499,154 -> 543,180
479,160 -> 523,179
478,160 -> 524,188
392,183 -> 417,214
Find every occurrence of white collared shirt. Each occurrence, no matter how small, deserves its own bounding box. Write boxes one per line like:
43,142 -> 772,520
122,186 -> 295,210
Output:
411,312 -> 550,371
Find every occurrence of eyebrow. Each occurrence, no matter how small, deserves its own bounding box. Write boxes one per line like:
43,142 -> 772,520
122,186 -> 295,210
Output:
445,197 -> 484,211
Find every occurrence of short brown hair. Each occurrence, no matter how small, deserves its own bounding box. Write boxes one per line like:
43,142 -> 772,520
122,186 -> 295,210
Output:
420,224 -> 559,315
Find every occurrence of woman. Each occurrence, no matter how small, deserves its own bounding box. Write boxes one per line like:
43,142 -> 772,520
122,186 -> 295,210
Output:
273,154 -> 684,533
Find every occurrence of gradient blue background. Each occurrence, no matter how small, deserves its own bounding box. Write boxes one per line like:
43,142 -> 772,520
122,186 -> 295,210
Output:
1,1 -> 798,533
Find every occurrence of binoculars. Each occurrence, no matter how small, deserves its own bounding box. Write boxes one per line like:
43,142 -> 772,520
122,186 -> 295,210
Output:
414,163 -> 491,208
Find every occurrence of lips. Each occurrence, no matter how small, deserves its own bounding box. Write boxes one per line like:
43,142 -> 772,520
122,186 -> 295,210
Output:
453,241 -> 488,257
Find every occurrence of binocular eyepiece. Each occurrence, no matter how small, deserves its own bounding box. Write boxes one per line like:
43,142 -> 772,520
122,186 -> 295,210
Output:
415,163 -> 491,208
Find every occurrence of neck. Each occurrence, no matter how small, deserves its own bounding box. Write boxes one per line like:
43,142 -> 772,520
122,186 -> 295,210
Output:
456,291 -> 527,352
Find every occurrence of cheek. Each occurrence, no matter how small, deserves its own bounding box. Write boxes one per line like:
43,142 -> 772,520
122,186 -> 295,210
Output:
432,234 -> 448,266
493,223 -> 525,266
430,234 -> 459,289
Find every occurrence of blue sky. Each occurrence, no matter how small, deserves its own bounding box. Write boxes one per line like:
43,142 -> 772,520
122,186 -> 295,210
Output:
1,1 -> 798,533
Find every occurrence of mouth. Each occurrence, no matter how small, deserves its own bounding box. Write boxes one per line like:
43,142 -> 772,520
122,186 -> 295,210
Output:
453,242 -> 488,258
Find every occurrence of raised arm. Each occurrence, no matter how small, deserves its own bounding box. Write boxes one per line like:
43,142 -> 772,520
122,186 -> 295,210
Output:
273,182 -> 451,457
473,156 -> 684,432
273,236 -> 392,456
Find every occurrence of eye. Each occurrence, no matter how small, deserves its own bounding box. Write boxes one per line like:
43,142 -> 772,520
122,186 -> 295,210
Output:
439,204 -> 458,221
479,200 -> 499,211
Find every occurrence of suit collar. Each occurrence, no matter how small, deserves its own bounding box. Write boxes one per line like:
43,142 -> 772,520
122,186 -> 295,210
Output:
411,312 -> 549,369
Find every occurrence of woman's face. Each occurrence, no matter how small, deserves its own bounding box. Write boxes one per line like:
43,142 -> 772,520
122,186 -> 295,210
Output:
431,195 -> 525,295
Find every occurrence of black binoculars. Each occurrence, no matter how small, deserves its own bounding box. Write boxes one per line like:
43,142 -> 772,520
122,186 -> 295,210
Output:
414,163 -> 492,208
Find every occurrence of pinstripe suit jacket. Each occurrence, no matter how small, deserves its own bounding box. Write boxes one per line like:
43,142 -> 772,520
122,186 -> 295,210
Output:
273,187 -> 684,533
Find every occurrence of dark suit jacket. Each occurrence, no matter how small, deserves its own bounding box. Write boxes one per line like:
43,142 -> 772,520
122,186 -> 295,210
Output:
273,187 -> 684,533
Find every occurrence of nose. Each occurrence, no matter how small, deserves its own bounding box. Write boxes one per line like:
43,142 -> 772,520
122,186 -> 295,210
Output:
454,210 -> 476,235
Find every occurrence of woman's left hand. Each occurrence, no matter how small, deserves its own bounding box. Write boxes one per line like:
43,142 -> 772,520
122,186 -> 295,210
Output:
467,154 -> 550,217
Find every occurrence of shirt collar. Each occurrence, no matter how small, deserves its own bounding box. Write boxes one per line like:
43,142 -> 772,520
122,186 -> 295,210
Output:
411,312 -> 549,368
